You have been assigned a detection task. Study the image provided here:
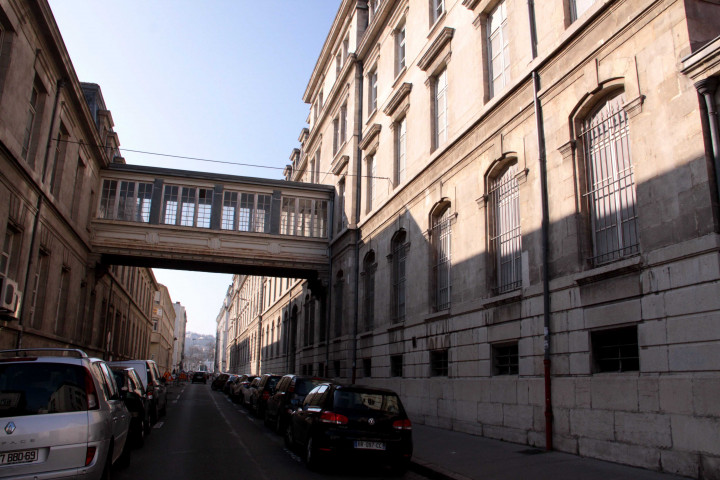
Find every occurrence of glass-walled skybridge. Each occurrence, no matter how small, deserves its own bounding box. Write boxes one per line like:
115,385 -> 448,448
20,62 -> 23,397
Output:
91,163 -> 334,280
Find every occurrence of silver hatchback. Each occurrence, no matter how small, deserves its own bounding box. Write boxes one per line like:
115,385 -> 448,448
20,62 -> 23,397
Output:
0,349 -> 131,479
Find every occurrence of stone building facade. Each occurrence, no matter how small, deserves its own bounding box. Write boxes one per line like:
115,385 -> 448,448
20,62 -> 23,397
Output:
0,1 -> 158,361
150,284 -> 176,374
224,0 -> 720,476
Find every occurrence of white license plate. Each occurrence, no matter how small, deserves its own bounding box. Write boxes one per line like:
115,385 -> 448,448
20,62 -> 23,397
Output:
354,441 -> 386,450
0,449 -> 38,465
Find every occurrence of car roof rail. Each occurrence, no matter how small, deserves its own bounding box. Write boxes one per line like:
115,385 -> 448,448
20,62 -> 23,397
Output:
0,348 -> 89,358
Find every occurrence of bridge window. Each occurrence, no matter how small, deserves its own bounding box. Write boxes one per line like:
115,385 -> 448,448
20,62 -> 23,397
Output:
281,197 -> 328,238
99,179 -> 153,222
162,185 -> 213,228
221,191 -> 271,233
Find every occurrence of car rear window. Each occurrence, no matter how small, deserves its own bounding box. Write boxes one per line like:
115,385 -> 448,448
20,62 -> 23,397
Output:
295,378 -> 324,396
333,390 -> 402,416
0,363 -> 89,416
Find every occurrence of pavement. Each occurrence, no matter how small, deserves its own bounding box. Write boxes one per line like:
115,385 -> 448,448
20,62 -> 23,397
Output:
409,424 -> 689,480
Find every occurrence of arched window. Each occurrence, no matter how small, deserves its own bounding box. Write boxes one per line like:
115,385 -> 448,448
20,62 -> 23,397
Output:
391,231 -> 407,323
431,203 -> 452,311
488,161 -> 522,293
362,251 -> 376,331
579,90 -> 638,265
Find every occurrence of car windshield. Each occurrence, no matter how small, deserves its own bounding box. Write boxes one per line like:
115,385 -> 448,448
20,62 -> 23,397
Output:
0,363 -> 89,416
333,390 -> 401,416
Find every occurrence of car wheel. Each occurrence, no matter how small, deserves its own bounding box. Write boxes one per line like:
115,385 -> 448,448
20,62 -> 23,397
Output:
283,423 -> 294,449
305,436 -> 320,471
134,419 -> 146,448
116,437 -> 131,469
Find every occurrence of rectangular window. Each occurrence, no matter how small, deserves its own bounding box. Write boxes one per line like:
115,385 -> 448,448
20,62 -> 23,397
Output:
99,180 -> 153,222
366,156 -> 376,212
391,355 -> 403,377
591,326 -> 639,373
396,117 -> 407,185
70,158 -> 86,220
369,69 -> 378,113
434,68 -> 448,148
161,186 -> 212,228
431,0 -> 445,24
430,349 -> 449,377
396,26 -> 406,75
49,125 -> 68,196
333,276 -> 343,338
392,233 -> 407,323
488,1 -> 509,98
571,0 -> 596,21
222,191 -> 238,229
0,226 -> 21,280
369,0 -> 382,23
280,197 -> 327,237
22,83 -> 40,162
362,358 -> 372,378
333,117 -> 340,155
337,179 -> 346,232
493,342 -> 519,375
340,104 -> 347,145
54,265 -> 70,335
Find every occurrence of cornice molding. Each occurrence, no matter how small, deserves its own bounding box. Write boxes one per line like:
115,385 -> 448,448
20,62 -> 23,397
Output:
383,82 -> 413,116
359,123 -> 382,150
417,27 -> 454,72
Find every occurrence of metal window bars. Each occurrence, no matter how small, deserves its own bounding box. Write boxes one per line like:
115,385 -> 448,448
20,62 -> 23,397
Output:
489,163 -> 522,294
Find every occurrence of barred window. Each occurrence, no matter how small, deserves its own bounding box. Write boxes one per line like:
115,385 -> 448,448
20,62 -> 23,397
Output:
580,91 -> 638,265
362,252 -> 376,332
430,349 -> 448,377
493,342 -> 519,375
432,205 -> 451,311
489,163 -> 521,293
591,326 -> 639,373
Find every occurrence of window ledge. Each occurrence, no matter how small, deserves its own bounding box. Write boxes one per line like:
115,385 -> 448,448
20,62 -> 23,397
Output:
483,289 -> 522,308
575,255 -> 643,285
424,309 -> 450,323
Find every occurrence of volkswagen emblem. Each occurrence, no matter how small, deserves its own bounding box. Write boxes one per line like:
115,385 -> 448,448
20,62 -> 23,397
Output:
368,418 -> 375,426
5,422 -> 15,435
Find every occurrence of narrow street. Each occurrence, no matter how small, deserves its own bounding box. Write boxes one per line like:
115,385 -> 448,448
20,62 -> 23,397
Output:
114,383 -> 428,480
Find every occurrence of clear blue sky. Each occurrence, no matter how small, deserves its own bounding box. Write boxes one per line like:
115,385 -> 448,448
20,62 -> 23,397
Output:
48,1 -> 341,335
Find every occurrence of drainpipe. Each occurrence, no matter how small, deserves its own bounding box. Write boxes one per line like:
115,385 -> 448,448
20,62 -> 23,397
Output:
17,79 -> 65,348
696,78 -> 720,217
533,71 -> 553,450
351,60 -> 364,384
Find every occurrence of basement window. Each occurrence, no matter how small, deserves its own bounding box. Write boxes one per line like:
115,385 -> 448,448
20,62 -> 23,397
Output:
492,342 -> 519,375
430,349 -> 448,377
591,326 -> 639,373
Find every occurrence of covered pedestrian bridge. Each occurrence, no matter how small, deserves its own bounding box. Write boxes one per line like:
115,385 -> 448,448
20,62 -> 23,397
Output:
91,163 -> 334,284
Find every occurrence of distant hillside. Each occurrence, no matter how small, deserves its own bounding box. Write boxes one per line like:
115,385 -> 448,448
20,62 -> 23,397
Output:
184,332 -> 215,371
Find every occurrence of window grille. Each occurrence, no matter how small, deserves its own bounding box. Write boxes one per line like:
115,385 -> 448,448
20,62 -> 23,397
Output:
489,163 -> 522,293
591,326 -> 639,372
580,92 -> 638,265
493,343 -> 519,375
363,253 -> 375,331
432,207 -> 451,311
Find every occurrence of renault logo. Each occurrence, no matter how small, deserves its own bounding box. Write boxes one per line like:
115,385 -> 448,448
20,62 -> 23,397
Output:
368,418 -> 375,426
4,422 -> 15,435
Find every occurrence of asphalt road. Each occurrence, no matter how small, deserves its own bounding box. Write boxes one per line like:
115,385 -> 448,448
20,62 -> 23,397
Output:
113,382 -> 428,480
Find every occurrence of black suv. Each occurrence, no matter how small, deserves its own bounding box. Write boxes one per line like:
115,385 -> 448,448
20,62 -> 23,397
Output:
264,374 -> 332,433
192,372 -> 206,384
285,384 -> 413,472
249,374 -> 282,418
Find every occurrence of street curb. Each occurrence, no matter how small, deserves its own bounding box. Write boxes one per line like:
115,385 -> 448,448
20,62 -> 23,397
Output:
409,459 -> 474,480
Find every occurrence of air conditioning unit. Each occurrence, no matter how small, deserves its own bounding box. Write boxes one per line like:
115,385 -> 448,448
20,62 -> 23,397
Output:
0,276 -> 22,317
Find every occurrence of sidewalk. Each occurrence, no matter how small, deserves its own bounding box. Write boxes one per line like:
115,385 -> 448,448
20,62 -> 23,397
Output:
409,424 -> 688,480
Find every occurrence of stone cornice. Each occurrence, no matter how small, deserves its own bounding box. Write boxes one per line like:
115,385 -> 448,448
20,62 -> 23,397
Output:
417,27 -> 454,72
383,83 -> 413,116
359,123 -> 382,150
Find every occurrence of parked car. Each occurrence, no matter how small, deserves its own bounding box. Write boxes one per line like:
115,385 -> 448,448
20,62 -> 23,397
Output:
285,383 -> 413,472
229,374 -> 252,403
248,373 -> 282,418
0,348 -> 132,479
264,374 -> 332,433
241,376 -> 261,407
222,374 -> 239,395
191,371 -> 206,384
211,373 -> 229,391
111,366 -> 151,447
109,359 -> 167,425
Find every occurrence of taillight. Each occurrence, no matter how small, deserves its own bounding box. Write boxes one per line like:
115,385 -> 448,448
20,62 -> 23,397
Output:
85,446 -> 96,466
262,391 -> 270,400
146,385 -> 154,399
84,369 -> 98,410
320,411 -> 348,425
392,419 -> 412,430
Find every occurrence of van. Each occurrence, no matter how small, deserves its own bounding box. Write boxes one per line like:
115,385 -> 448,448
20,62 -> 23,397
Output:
108,360 -> 167,424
